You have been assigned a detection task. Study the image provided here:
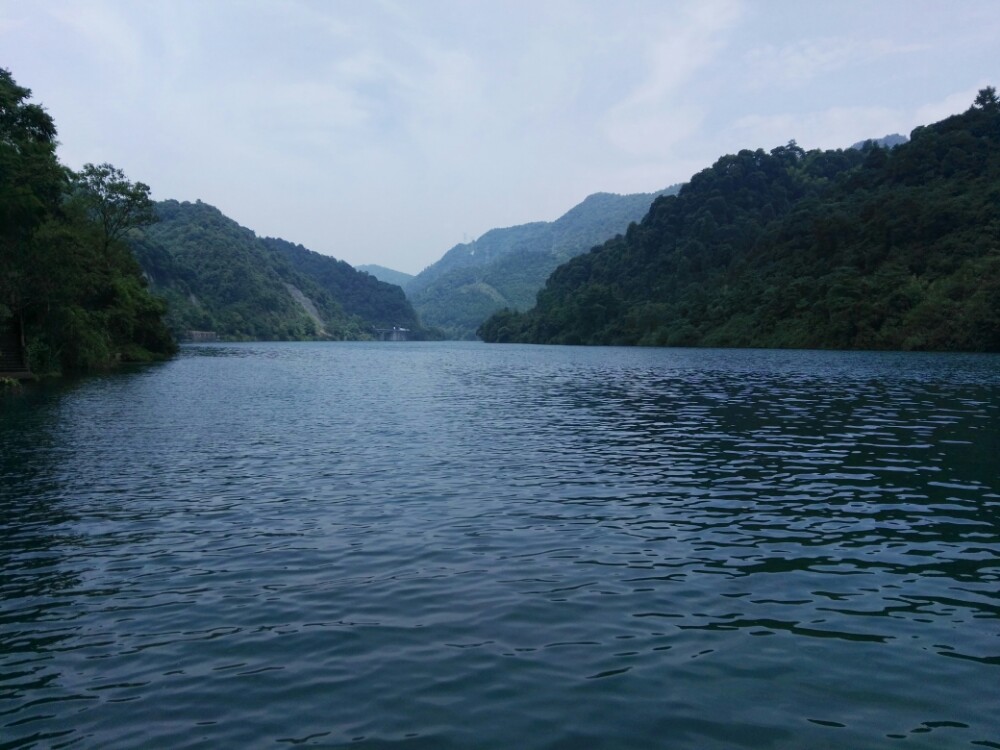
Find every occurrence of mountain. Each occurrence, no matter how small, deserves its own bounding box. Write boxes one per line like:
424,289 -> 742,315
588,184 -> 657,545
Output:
479,90 -> 1000,352
407,188 -> 680,338
131,200 -> 421,340
357,264 -> 414,288
262,238 -> 418,330
851,133 -> 909,150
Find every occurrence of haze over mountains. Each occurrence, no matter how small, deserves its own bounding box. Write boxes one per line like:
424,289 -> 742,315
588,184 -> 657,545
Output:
357,265 -> 415,289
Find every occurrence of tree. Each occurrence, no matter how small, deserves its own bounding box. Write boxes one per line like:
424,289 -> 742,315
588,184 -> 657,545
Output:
770,139 -> 805,164
73,163 -> 157,251
0,68 -> 175,372
0,68 -> 65,319
973,86 -> 999,111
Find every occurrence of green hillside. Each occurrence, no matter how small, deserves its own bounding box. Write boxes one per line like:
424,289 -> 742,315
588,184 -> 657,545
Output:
131,200 -> 422,340
480,90 -> 1000,352
263,238 -> 418,330
408,189 -> 679,339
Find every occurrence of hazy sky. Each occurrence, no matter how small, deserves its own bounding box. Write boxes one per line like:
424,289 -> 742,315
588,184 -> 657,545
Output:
3,1 -> 998,273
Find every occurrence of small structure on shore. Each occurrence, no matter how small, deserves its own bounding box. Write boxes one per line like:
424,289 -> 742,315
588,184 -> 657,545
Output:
374,326 -> 409,342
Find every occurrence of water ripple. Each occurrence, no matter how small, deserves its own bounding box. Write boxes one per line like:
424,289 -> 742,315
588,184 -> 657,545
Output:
1,343 -> 998,748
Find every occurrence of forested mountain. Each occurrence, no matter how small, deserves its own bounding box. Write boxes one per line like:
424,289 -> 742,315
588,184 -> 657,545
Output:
1,68 -> 175,374
262,238 -> 418,330
131,200 -> 421,340
480,89 -> 1000,352
357,264 -> 414,288
407,188 -> 679,338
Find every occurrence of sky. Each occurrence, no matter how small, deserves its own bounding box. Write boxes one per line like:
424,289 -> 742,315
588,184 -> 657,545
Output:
2,1 -> 998,274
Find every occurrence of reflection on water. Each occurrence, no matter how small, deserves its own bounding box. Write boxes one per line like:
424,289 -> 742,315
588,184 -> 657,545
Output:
1,342 -> 998,749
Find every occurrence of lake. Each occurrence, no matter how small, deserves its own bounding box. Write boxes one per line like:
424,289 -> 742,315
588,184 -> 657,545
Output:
1,342 -> 998,749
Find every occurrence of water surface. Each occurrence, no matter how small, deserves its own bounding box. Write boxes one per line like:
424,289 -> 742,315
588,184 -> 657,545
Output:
2,342 -> 998,748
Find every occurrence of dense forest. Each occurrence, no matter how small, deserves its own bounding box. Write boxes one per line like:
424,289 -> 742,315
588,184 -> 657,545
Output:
407,189 -> 679,338
480,90 -> 1000,352
131,200 -> 423,340
1,68 -> 175,374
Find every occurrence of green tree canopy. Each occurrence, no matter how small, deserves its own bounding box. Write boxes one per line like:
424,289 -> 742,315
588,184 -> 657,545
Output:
73,162 -> 157,251
973,86 -> 999,111
0,67 -> 65,319
0,68 -> 175,372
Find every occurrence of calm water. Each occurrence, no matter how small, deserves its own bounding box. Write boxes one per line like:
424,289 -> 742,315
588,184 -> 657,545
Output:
1,342 -> 998,749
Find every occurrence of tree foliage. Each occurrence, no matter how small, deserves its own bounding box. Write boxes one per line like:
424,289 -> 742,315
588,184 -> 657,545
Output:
973,86 -> 999,111
480,90 -> 1000,352
73,163 -> 157,251
0,68 -> 175,373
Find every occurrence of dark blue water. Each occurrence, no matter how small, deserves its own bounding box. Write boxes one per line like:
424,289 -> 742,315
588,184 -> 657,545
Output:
2,342 -> 998,749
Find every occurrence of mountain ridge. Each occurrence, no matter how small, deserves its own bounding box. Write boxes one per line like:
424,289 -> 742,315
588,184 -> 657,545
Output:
406,187 -> 681,338
132,200 -> 422,340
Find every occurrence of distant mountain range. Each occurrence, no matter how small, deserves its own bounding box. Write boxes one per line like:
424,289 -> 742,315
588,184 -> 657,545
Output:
125,130 -> 945,346
357,264 -> 415,288
405,188 -> 680,338
131,200 -> 422,340
850,133 -> 908,150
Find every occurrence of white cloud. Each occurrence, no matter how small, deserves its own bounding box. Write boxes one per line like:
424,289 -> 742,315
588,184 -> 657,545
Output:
914,86 -> 985,124
602,0 -> 743,159
744,37 -> 927,89
44,1 -> 144,75
728,83 -> 990,154
3,0 -> 996,272
730,106 -> 901,151
0,17 -> 25,34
